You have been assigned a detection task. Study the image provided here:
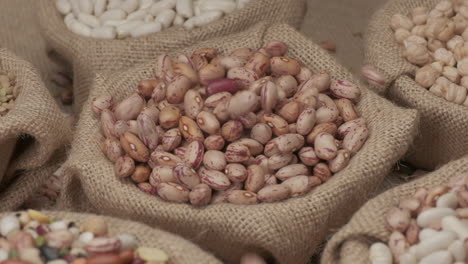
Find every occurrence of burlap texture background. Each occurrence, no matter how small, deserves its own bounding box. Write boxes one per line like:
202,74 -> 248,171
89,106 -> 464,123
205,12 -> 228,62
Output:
0,48 -> 71,207
37,0 -> 306,111
0,211 -> 221,264
363,0 -> 468,170
59,23 -> 419,264
320,155 -> 468,264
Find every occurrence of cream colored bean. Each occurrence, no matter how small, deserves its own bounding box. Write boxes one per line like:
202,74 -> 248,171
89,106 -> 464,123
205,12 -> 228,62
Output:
441,215 -> 468,239
245,165 -> 265,193
91,26 -> 117,39
250,123 -> 272,144
94,0 -> 107,16
200,0 -> 236,14
369,243 -> 393,264
203,150 -> 226,171
196,111 -> 220,135
335,98 -> 359,122
137,111 -> 159,151
314,132 -> 338,160
79,0 -> 93,14
150,0 -> 176,15
183,90 -> 203,119
189,183 -> 212,206
114,93 -> 145,121
173,163 -> 200,189
100,9 -> 127,22
149,166 -> 177,185
275,164 -> 308,181
267,153 -> 293,171
296,108 -> 316,135
183,11 -> 223,29
277,101 -> 303,123
199,167 -> 231,191
436,192 -> 458,208
121,0 -> 139,13
68,20 -> 92,37
419,251 -> 453,264
127,9 -> 147,21
157,182 -> 190,203
150,149 -> 182,167
419,228 -> 438,241
417,207 -> 456,228
281,176 -> 311,197
316,94 -> 339,123
130,22 -> 162,37
155,9 -> 176,28
263,114 -> 289,136
227,90 -> 258,119
328,149 -> 351,173
342,126 -> 369,154
176,0 -> 193,18
227,190 -> 258,205
414,231 -> 456,259
448,240 -> 465,262
257,184 -> 291,203
56,0 -> 72,15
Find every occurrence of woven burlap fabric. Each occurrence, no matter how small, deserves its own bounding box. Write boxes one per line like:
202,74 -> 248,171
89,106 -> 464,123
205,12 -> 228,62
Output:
364,0 -> 468,170
0,211 -> 221,264
37,0 -> 306,112
0,48 -> 71,189
61,23 -> 418,264
320,156 -> 468,264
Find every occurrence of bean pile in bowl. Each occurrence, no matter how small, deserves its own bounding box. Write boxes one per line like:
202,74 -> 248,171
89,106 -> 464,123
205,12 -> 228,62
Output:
93,41 -> 369,206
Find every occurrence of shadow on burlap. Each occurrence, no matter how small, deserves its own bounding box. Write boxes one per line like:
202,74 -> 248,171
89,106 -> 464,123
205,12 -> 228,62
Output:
363,0 -> 468,170
37,0 -> 307,112
321,155 -> 468,264
0,211 -> 222,264
0,48 -> 71,210
59,23 -> 419,264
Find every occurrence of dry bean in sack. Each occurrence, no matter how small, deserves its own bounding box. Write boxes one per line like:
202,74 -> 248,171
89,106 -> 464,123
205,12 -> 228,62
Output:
37,0 -> 306,112
0,210 -> 221,264
0,48 -> 71,210
363,0 -> 468,170
61,23 -> 419,264
321,155 -> 468,264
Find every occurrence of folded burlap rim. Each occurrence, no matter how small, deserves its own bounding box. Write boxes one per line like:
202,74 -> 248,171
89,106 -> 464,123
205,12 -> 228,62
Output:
321,155 -> 468,264
0,210 -> 222,264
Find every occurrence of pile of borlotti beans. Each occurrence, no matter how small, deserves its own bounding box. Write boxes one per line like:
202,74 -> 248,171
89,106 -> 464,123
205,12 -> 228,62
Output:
391,0 -> 468,106
93,41 -> 369,206
56,0 -> 253,39
369,174 -> 468,264
0,73 -> 18,116
0,210 -> 170,264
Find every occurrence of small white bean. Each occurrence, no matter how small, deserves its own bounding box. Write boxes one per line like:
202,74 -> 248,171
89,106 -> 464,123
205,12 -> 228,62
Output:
144,14 -> 154,22
79,0 -> 93,14
441,215 -> 468,239
121,0 -> 139,13
94,0 -> 107,16
68,20 -> 92,37
176,0 -> 194,18
417,207 -> 456,228
419,228 -> 438,241
103,19 -> 127,26
78,13 -> 101,28
140,0 -> 154,9
200,0 -> 236,14
155,9 -> 176,28
91,26 -> 117,39
173,14 -> 185,25
183,10 -> 222,29
436,192 -> 458,209
107,0 -> 123,10
399,253 -> 416,264
149,0 -> 177,16
130,22 -> 162,37
56,0 -> 72,15
419,251 -> 453,264
100,9 -> 127,22
369,243 -> 392,264
117,20 -> 144,37
414,231 -> 456,259
128,9 -> 147,20
70,0 -> 81,16
64,13 -> 76,27
448,240 -> 465,262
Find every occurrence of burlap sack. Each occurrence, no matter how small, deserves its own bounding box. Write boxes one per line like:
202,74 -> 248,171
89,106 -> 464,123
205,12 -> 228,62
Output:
0,211 -> 221,264
37,0 -> 306,111
0,48 -> 71,201
320,155 -> 468,264
61,23 -> 419,264
364,0 -> 468,170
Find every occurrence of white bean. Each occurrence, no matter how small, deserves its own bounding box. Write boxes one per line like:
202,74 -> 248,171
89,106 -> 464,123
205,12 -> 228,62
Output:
100,9 -> 127,22
144,14 -> 154,22
441,215 -> 468,239
419,251 -> 453,264
121,0 -> 139,13
417,207 -> 456,228
369,243 -> 392,264
103,19 -> 127,26
140,0 -> 154,9
414,231 -> 456,259
68,20 -> 92,37
155,9 -> 176,28
199,0 -> 236,14
173,14 -> 185,25
176,0 -> 193,18
130,22 -> 162,37
149,0 -> 177,16
127,9 -> 147,20
56,0 -> 72,15
94,0 -> 107,16
107,0 -> 123,10
64,13 -> 76,27
419,228 -> 438,241
91,26 -> 117,39
79,0 -> 93,14
70,0 -> 81,16
183,10 -> 222,29
78,13 -> 101,28
448,240 -> 465,262
399,253 -> 416,264
436,192 -> 458,209
116,20 -> 144,37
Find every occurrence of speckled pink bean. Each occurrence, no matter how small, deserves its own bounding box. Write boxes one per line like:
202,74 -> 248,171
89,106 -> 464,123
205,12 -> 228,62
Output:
314,132 -> 338,160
